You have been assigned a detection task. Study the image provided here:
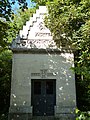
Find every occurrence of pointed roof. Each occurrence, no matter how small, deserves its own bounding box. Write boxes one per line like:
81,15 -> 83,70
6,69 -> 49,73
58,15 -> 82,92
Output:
11,6 -> 58,51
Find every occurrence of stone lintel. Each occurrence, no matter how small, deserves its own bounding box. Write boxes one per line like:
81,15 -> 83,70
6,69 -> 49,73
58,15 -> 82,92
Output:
11,48 -> 74,54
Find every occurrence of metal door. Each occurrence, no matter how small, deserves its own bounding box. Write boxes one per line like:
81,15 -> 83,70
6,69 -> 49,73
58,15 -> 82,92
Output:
31,79 -> 56,116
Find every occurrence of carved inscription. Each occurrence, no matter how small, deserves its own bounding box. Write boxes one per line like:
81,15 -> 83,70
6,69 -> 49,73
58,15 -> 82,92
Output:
31,70 -> 56,78
40,69 -> 48,78
38,22 -> 45,30
35,32 -> 51,37
31,73 -> 40,77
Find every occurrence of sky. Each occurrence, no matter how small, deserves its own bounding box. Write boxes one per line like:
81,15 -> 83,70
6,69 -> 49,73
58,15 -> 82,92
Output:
11,0 -> 36,11
26,0 -> 36,8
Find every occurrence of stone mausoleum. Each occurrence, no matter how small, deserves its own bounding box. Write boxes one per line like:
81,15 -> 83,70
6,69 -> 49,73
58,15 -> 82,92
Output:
9,6 -> 76,120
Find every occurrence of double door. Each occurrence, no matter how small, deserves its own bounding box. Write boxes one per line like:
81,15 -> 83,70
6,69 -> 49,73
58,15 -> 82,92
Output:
31,79 -> 56,116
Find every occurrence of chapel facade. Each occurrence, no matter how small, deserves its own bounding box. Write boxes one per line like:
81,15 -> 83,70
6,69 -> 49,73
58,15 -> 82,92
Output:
8,6 -> 76,120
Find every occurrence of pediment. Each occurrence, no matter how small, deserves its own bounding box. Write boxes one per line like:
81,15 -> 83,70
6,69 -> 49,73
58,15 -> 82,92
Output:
11,6 -> 57,50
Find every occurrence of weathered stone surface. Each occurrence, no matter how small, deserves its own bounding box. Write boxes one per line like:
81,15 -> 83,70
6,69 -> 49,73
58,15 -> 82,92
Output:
9,53 -> 76,117
8,113 -> 29,120
9,6 -> 76,120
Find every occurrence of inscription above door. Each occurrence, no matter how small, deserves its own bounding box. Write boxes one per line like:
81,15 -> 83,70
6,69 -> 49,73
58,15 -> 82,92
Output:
31,69 -> 57,78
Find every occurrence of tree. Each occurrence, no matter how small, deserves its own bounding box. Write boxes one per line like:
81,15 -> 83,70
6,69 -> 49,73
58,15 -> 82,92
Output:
0,0 -> 28,50
32,0 -> 90,111
31,0 -> 53,6
0,6 -> 36,119
0,0 -> 28,21
0,50 -> 12,119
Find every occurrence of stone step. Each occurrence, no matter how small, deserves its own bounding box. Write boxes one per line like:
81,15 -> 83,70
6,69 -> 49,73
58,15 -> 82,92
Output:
8,114 -> 76,120
29,116 -> 59,120
19,6 -> 47,39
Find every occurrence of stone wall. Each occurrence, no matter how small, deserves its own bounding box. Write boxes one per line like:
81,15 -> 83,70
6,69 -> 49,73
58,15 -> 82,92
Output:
9,52 -> 76,120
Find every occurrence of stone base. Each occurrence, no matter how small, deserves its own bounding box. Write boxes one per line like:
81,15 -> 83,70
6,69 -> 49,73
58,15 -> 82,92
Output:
8,106 -> 76,120
8,113 -> 76,120
8,113 -> 33,120
54,106 -> 76,120
55,114 -> 76,120
29,116 -> 59,120
8,106 -> 32,120
9,106 -> 32,113
8,114 -> 76,120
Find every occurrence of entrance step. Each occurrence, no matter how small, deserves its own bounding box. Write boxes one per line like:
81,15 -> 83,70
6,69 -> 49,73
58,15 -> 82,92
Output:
29,116 -> 59,120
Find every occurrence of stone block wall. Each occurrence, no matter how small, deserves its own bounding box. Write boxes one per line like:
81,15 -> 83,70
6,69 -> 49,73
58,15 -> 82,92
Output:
9,53 -> 76,120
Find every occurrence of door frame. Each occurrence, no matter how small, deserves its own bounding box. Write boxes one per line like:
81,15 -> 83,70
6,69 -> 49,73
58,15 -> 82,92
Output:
31,79 -> 56,116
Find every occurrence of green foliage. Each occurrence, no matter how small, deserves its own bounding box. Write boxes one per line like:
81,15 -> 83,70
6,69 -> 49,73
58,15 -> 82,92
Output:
0,20 -> 9,49
45,0 -> 90,48
0,0 -> 32,50
0,50 -> 12,116
0,0 -> 28,21
0,8 -> 36,52
7,8 -> 36,44
31,0 -> 53,6
76,109 -> 90,120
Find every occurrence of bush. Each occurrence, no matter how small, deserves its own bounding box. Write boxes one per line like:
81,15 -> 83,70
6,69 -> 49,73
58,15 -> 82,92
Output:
76,109 -> 90,120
